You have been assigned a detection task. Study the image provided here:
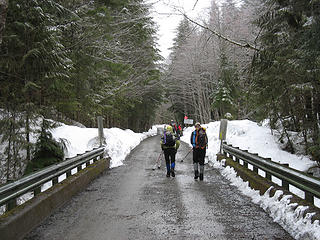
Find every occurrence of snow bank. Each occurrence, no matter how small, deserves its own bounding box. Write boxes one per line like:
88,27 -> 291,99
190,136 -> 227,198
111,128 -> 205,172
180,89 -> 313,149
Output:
214,161 -> 320,240
181,120 -> 317,172
51,124 -> 158,168
181,120 -> 320,239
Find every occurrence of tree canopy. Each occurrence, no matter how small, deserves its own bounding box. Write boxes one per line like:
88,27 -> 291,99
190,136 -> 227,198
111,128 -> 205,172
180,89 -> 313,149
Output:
0,0 -> 163,181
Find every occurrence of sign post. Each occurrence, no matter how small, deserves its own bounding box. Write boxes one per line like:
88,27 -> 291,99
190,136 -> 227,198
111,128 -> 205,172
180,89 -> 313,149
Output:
219,119 -> 228,153
97,116 -> 104,147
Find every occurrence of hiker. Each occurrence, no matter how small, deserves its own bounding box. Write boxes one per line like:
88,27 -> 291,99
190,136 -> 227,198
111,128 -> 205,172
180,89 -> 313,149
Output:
190,122 -> 208,181
170,120 -> 177,133
160,125 -> 180,177
170,120 -> 181,138
178,124 -> 183,136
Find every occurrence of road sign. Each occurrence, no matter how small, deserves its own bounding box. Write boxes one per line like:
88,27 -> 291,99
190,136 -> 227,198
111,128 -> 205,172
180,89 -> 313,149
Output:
184,118 -> 193,125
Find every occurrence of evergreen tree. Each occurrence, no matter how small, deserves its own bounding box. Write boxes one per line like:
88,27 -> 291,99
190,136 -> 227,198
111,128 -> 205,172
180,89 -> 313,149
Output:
212,52 -> 239,119
0,0 -> 8,44
0,107 -> 25,182
25,119 -> 64,175
252,0 -> 320,157
0,0 -> 162,177
0,0 -> 71,180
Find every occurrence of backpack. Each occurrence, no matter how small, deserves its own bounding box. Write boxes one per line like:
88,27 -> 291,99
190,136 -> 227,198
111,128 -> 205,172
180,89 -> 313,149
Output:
164,131 -> 176,147
196,128 -> 207,149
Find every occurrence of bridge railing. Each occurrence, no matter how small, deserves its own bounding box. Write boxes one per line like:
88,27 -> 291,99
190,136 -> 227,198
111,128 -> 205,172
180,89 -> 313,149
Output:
222,143 -> 320,205
0,147 -> 105,215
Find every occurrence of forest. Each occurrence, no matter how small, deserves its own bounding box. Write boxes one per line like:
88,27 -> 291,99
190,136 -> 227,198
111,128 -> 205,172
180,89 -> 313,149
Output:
166,0 -> 320,162
0,0 -> 319,181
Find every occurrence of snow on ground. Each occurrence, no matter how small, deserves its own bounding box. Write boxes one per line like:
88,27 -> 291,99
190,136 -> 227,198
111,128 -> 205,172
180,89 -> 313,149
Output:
181,120 -> 317,172
180,120 -> 320,240
181,120 -> 319,206
212,161 -> 320,240
51,123 -> 159,168
2,119 -> 320,238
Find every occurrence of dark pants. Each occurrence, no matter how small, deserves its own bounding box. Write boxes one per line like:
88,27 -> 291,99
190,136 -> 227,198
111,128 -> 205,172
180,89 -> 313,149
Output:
163,148 -> 176,171
193,147 -> 206,165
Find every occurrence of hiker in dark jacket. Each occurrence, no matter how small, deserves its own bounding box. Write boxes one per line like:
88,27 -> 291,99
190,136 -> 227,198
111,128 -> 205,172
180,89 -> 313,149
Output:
170,120 -> 179,136
160,125 -> 180,177
190,122 -> 208,181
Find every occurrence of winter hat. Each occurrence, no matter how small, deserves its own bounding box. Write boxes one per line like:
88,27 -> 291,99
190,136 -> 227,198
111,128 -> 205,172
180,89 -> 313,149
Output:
166,125 -> 173,132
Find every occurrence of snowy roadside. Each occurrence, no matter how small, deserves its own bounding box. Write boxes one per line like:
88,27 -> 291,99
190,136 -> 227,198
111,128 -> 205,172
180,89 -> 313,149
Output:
211,160 -> 320,240
2,119 -> 320,239
51,123 -> 160,168
44,120 -> 320,239
181,120 -> 317,172
180,120 -> 320,240
0,124 -> 160,215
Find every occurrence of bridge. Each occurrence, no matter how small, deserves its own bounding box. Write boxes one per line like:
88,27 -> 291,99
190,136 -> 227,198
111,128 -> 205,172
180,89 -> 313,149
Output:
1,135 -> 320,239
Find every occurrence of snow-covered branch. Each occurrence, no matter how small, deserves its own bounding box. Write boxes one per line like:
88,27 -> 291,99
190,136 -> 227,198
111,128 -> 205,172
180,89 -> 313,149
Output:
181,12 -> 260,52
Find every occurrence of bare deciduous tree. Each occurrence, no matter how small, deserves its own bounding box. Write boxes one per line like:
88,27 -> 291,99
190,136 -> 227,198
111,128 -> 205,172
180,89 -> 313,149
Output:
165,0 -> 260,122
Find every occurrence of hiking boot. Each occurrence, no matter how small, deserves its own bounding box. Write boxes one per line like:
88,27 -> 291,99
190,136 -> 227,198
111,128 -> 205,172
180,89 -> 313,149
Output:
194,170 -> 199,180
166,171 -> 170,177
199,173 -> 203,181
171,169 -> 175,177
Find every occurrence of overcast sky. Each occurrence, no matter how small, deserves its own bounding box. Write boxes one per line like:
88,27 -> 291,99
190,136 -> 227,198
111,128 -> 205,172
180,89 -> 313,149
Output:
148,0 -> 213,60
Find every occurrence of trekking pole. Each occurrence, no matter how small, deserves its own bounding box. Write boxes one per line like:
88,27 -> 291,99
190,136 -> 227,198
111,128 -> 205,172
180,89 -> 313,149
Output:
180,148 -> 192,162
158,151 -> 164,169
153,151 -> 163,170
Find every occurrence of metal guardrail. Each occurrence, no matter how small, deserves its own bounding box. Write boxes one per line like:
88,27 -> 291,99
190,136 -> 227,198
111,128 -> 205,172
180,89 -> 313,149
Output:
0,147 -> 105,214
222,143 -> 320,205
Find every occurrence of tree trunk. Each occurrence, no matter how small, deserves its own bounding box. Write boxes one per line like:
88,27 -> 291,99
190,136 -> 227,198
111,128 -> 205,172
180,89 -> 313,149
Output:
6,114 -> 13,182
26,110 -> 31,163
0,0 -> 8,44
312,89 -> 320,144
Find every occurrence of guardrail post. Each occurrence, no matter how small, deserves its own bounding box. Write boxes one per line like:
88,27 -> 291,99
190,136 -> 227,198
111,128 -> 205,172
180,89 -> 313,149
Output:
243,160 -> 248,169
66,170 -> 72,178
252,154 -> 259,173
266,171 -> 272,180
305,191 -> 314,204
281,164 -> 290,190
235,157 -> 239,163
53,177 -> 58,185
282,179 -> 289,190
7,199 -> 17,211
34,186 -> 41,196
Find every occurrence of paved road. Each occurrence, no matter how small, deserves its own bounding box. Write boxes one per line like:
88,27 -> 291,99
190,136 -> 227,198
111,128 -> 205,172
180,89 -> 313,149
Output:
25,135 -> 293,240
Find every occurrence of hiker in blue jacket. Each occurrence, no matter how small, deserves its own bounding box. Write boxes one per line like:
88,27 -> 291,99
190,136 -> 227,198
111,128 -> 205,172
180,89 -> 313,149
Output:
190,122 -> 208,181
160,125 -> 180,177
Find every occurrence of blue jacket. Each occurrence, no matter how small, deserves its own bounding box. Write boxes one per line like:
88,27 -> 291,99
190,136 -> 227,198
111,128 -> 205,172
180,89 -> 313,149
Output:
190,128 -> 208,149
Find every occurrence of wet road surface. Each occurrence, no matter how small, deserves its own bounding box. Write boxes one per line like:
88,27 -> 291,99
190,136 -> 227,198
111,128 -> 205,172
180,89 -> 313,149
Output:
25,135 -> 293,240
